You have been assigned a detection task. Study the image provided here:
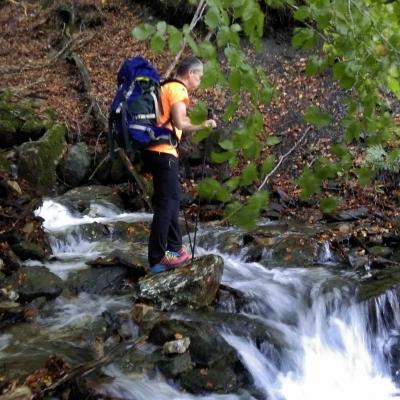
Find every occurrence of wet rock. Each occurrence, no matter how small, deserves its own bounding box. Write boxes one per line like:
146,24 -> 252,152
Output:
163,337 -> 190,355
76,222 -> 111,241
17,125 -> 66,195
54,185 -> 124,213
58,142 -> 91,186
325,207 -> 369,222
112,221 -> 149,244
368,245 -> 393,258
347,248 -> 369,270
0,301 -> 25,328
149,319 -> 248,393
180,362 -> 241,394
11,240 -> 46,261
357,268 -> 400,302
138,255 -> 223,310
131,303 -> 154,323
9,266 -> 64,302
157,351 -> 193,378
149,320 -> 239,367
87,249 -> 147,279
136,308 -> 168,336
66,266 -> 128,295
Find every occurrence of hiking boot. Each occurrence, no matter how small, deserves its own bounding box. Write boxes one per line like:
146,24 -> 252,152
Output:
149,263 -> 169,274
149,250 -> 187,274
169,246 -> 191,263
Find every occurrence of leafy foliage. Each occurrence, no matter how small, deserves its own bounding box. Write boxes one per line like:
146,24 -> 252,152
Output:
132,0 -> 400,229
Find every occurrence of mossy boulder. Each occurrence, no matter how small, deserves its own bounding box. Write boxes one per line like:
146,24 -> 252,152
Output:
19,119 -> 47,142
17,125 -> 66,194
0,150 -> 11,173
0,118 -> 21,148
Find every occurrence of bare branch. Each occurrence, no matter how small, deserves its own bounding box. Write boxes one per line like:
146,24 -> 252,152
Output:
257,127 -> 311,192
163,0 -> 207,79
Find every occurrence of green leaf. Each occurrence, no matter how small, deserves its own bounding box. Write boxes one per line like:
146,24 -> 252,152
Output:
260,155 -> 276,176
314,157 -> 337,179
320,197 -> 338,213
357,167 -> 374,186
219,139 -> 234,151
192,128 -> 211,144
293,6 -> 310,21
198,178 -> 230,202
132,23 -> 155,40
156,21 -> 167,34
168,27 -> 183,54
303,106 -> 331,128
211,151 -> 233,164
150,33 -> 165,53
297,167 -> 321,200
266,136 -> 281,145
205,7 -> 220,29
240,164 -> 258,186
223,96 -> 239,122
198,42 -> 217,59
231,23 -> 242,32
332,63 -> 355,89
229,70 -> 242,93
225,177 -> 240,192
189,102 -> 207,124
231,191 -> 269,231
344,121 -> 362,142
292,28 -> 316,49
243,140 -> 261,159
331,144 -> 350,159
201,61 -> 224,87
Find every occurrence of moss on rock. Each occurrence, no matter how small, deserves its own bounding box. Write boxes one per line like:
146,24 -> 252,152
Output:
17,124 -> 66,194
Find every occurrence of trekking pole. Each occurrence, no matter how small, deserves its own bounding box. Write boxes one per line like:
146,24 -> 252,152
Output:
182,207 -> 194,257
191,108 -> 214,261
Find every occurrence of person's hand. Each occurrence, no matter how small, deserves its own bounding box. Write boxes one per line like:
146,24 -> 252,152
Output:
204,119 -> 217,129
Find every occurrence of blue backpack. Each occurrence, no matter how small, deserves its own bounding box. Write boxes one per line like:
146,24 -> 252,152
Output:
109,56 -> 178,159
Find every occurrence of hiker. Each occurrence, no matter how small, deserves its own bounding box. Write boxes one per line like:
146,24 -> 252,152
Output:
142,56 -> 217,273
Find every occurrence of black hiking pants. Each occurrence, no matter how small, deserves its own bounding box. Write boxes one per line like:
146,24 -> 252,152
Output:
142,150 -> 183,266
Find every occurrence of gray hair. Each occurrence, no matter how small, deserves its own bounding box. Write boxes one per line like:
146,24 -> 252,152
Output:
176,56 -> 203,77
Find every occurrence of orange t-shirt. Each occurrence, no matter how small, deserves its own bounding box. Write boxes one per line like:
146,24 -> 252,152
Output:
147,81 -> 189,157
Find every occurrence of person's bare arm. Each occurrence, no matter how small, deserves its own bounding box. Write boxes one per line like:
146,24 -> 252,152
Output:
171,102 -> 216,132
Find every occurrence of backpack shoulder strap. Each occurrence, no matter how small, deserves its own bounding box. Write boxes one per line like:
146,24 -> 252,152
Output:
160,78 -> 187,89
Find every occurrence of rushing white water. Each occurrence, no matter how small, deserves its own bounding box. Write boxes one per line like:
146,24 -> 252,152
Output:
38,293 -> 130,330
35,199 -> 152,232
0,334 -> 12,358
98,366 -> 253,400
30,199 -> 400,399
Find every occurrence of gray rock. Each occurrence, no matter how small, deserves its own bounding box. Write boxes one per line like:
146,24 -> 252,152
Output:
17,125 -> 66,195
59,142 -> 91,186
54,185 -> 124,213
66,266 -> 128,295
157,352 -> 193,378
11,240 -> 46,261
163,337 -> 190,354
9,266 -> 64,302
149,319 -> 238,367
325,207 -> 369,222
180,363 -> 241,394
138,255 -> 223,310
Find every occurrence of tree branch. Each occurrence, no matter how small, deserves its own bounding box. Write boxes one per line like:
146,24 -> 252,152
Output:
257,126 -> 311,192
163,0 -> 208,79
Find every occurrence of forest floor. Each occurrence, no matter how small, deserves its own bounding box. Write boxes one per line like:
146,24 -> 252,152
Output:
1,0 -> 399,232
